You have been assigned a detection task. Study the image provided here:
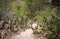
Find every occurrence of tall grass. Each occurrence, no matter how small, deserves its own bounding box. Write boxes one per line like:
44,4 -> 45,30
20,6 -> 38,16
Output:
10,0 -> 60,39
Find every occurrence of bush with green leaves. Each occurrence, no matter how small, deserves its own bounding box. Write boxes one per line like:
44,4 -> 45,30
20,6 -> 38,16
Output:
35,5 -> 60,39
9,0 -> 60,39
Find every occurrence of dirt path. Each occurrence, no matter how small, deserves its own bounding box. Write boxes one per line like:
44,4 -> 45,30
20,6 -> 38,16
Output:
11,29 -> 33,39
10,28 -> 46,39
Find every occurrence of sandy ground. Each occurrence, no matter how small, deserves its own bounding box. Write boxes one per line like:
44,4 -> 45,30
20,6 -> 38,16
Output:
10,29 -> 46,39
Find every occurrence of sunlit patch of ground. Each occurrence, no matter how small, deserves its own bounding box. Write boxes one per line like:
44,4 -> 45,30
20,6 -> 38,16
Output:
11,29 -> 34,39
10,28 -> 47,39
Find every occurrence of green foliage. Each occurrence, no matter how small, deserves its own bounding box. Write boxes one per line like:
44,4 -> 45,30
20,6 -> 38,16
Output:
9,0 -> 60,39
